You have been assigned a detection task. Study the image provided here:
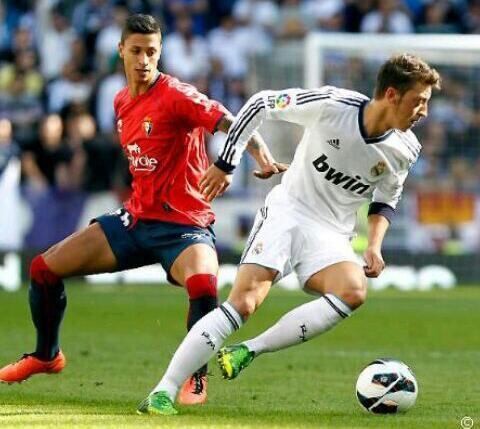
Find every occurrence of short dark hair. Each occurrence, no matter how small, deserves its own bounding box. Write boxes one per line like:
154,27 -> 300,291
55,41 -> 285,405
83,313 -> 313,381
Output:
121,14 -> 161,44
374,54 -> 441,99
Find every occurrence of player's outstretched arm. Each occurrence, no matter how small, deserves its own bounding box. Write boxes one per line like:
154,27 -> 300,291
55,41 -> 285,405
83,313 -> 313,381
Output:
215,87 -> 331,178
216,114 -> 288,180
202,85 -> 330,202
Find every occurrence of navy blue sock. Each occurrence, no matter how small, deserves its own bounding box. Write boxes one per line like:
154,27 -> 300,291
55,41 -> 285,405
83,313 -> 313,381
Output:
29,256 -> 67,361
186,295 -> 218,331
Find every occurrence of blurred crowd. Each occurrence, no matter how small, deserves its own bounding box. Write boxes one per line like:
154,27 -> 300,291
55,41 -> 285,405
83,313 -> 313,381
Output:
1,0 -> 480,253
2,0 -> 480,193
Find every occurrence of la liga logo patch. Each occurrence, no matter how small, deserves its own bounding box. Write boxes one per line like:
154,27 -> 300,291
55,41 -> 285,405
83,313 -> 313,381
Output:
275,94 -> 291,109
143,117 -> 153,136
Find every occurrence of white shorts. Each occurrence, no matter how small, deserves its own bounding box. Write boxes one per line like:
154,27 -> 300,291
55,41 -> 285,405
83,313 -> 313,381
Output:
240,191 -> 361,287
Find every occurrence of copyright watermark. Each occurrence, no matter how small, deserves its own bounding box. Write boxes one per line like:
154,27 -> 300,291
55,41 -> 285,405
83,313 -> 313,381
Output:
461,416 -> 474,429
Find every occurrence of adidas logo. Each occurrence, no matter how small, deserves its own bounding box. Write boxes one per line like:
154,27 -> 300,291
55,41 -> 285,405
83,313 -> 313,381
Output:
327,138 -> 340,149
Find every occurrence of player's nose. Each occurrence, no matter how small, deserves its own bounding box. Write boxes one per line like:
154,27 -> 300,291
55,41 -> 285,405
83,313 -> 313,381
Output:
419,104 -> 428,118
137,53 -> 148,67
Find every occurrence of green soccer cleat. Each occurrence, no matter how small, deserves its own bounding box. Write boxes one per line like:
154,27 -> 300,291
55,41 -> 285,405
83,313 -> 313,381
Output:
217,344 -> 255,380
136,391 -> 178,416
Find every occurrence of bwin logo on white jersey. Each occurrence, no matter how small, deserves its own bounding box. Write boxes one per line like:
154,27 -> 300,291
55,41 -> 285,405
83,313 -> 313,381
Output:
312,154 -> 370,195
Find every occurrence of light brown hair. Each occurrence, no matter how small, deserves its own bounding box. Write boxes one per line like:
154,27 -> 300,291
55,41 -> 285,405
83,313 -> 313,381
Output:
374,54 -> 441,99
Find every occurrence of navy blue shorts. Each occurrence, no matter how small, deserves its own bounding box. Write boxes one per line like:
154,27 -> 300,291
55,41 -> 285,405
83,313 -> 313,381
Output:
92,208 -> 216,284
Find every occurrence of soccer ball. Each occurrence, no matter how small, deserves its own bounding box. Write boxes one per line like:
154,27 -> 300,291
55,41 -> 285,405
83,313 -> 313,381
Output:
355,358 -> 418,414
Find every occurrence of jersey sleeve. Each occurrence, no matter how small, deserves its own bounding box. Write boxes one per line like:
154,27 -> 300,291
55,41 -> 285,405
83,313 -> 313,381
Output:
369,167 -> 410,222
370,131 -> 420,221
215,87 -> 332,172
171,82 -> 226,134
263,87 -> 333,126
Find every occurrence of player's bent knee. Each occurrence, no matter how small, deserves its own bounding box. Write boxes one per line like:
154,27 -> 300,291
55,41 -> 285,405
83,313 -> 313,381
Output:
339,280 -> 367,310
30,254 -> 62,286
344,289 -> 367,310
229,294 -> 257,320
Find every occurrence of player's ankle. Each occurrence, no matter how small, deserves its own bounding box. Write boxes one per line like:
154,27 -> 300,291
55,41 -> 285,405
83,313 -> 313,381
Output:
32,349 -> 60,362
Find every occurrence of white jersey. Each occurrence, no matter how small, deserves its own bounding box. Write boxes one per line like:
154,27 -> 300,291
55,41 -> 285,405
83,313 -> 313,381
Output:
217,86 -> 421,235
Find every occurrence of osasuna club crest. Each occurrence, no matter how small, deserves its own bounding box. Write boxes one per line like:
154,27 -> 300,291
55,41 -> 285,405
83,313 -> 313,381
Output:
143,117 -> 153,136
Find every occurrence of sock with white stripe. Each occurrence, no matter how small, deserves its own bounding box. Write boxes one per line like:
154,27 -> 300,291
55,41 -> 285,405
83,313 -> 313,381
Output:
151,301 -> 242,400
243,294 -> 352,355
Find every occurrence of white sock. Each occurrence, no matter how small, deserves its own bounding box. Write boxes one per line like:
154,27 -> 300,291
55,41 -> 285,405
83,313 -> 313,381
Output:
243,294 -> 352,355
151,301 -> 242,400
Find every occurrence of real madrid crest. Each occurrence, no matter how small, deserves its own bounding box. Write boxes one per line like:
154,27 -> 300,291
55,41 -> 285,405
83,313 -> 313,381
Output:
253,242 -> 263,255
143,116 -> 153,137
371,161 -> 387,177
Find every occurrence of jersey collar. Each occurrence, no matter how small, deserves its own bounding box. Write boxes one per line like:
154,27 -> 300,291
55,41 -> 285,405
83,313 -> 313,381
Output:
129,71 -> 162,99
358,100 -> 394,144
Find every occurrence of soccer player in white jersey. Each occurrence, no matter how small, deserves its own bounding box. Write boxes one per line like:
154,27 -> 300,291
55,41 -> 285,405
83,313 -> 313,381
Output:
137,54 -> 441,415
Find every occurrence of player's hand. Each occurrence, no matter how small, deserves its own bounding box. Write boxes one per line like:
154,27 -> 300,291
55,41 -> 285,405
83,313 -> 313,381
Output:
199,164 -> 232,202
253,161 -> 289,180
363,246 -> 385,278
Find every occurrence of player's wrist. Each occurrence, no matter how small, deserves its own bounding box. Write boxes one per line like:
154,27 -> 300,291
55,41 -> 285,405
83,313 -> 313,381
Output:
214,158 -> 235,174
366,244 -> 382,254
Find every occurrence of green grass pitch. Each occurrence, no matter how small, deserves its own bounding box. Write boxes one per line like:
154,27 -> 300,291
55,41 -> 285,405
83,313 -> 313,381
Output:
0,283 -> 479,428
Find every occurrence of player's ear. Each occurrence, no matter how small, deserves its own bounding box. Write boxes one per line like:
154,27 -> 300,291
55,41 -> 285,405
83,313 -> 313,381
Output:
118,42 -> 124,59
385,87 -> 399,105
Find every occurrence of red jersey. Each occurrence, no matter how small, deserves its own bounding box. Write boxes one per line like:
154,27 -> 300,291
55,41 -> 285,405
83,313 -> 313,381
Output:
114,73 -> 226,227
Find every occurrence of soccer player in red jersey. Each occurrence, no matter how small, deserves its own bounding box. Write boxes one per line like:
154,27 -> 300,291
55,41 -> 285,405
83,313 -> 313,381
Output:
0,14 -> 286,405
